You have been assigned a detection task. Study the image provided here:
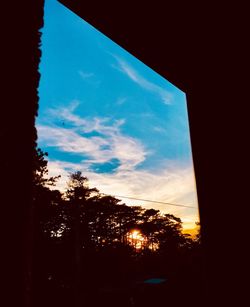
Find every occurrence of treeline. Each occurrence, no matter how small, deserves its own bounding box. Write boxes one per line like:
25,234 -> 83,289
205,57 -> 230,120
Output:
31,148 -> 202,307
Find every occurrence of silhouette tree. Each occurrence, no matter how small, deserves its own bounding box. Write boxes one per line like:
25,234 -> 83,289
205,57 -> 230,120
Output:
29,149 -> 202,306
65,171 -> 98,306
31,148 -> 65,307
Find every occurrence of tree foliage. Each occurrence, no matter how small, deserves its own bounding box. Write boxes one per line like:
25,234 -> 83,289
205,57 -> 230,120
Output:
31,148 -> 202,307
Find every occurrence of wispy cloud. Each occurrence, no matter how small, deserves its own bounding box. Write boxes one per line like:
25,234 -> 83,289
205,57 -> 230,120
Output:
112,56 -> 173,105
153,126 -> 168,134
37,104 -> 147,171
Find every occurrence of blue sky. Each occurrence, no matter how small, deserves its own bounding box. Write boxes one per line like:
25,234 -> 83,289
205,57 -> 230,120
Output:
37,0 -> 199,229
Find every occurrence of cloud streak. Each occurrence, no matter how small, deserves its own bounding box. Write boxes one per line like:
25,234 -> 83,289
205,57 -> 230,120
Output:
112,56 -> 173,105
37,103 -> 147,171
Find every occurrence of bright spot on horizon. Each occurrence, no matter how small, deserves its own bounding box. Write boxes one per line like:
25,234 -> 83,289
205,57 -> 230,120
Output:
130,230 -> 143,241
127,230 -> 145,250
37,0 -> 200,231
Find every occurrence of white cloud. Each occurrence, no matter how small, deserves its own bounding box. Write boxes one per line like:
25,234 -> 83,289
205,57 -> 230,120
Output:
47,102 -> 125,136
38,124 -> 107,158
37,104 -> 147,171
37,123 -> 146,170
112,56 -> 173,105
68,99 -> 81,112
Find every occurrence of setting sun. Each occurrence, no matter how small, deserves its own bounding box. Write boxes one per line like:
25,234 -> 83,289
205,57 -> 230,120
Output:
127,229 -> 145,249
131,230 -> 141,239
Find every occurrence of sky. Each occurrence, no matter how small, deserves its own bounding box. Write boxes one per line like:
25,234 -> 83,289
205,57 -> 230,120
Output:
37,0 -> 200,230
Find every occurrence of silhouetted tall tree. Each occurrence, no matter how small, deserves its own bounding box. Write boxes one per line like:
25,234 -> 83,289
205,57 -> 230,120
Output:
31,148 -> 63,307
65,171 -> 98,306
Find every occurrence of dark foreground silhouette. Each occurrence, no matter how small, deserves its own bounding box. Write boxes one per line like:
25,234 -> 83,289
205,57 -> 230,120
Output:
30,148 -> 203,307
